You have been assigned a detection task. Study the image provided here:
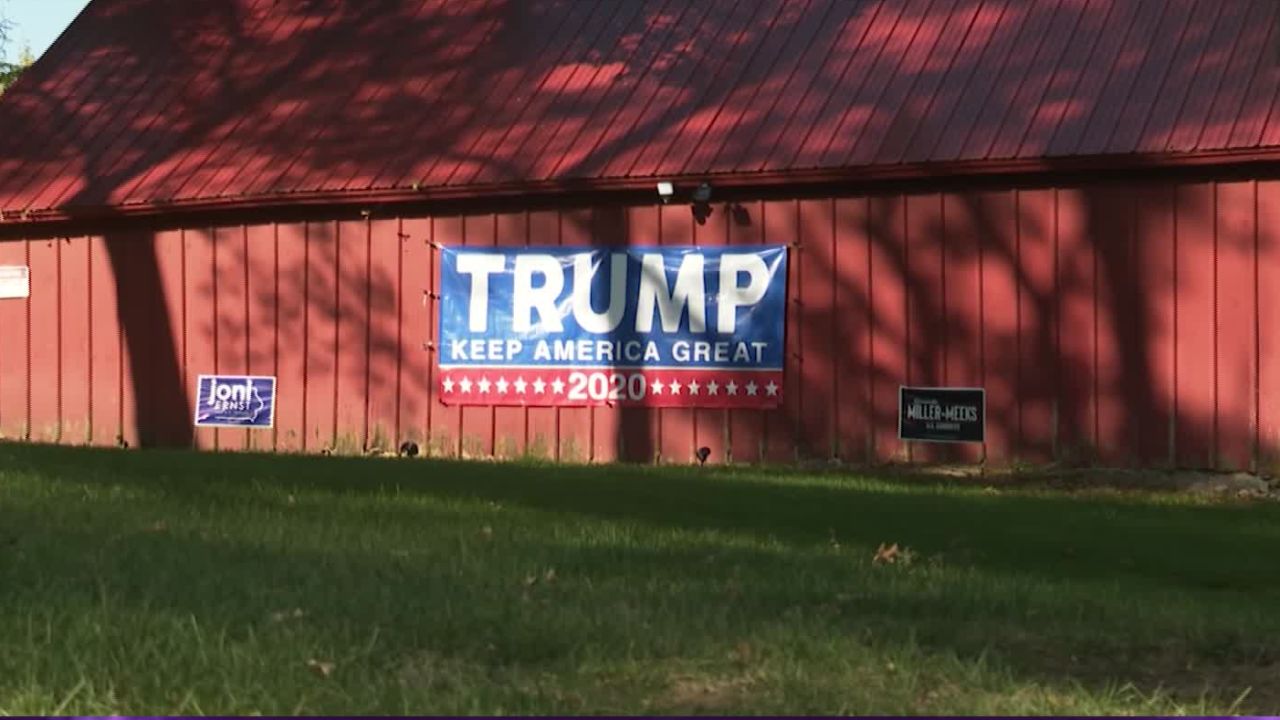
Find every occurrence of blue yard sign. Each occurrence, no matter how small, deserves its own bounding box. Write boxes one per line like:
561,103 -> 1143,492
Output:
438,246 -> 789,408
193,375 -> 277,428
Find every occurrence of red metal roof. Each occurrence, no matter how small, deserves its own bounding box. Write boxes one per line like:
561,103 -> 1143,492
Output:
0,0 -> 1278,221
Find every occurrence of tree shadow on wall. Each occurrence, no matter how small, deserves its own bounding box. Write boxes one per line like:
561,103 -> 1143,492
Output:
0,0 -> 1272,467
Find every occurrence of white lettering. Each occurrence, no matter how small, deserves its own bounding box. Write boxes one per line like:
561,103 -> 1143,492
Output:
751,341 -> 767,363
553,340 -> 575,361
907,401 -> 980,422
455,250 -> 779,346
672,341 -> 689,363
514,254 -> 564,332
213,379 -> 242,402
450,339 -> 468,361
717,254 -> 770,334
208,378 -> 253,409
636,253 -> 706,333
455,253 -> 505,332
572,253 -> 627,333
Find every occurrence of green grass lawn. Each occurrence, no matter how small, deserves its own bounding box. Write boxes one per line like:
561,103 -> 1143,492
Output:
1,442 -> 1278,715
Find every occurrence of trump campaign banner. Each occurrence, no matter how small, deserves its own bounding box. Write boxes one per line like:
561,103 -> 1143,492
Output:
438,246 -> 788,407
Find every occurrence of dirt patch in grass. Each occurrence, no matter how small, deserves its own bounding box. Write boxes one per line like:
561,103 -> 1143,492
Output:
395,650 -> 484,692
864,464 -> 1279,500
650,671 -> 764,713
1152,660 -> 1279,712
1012,641 -> 1278,713
1108,643 -> 1280,713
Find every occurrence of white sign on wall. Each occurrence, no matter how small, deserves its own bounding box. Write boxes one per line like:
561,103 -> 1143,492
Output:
0,266 -> 29,299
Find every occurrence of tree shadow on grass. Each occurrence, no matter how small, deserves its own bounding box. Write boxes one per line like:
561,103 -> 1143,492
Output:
7,442 -> 1280,597
2,473 -> 1278,713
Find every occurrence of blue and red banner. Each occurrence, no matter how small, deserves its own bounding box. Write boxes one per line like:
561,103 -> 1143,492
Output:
438,246 -> 788,407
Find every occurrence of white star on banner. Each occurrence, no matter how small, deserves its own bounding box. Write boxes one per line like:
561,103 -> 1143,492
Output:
765,381 -> 779,396
669,379 -> 682,394
495,377 -> 509,394
442,377 -> 455,393
477,376 -> 491,393
551,378 -> 566,394
725,380 -> 738,395
459,377 -> 473,393
745,381 -> 758,396
688,380 -> 701,395
651,379 -> 664,394
707,380 -> 719,395
532,378 -> 546,394
514,377 -> 527,394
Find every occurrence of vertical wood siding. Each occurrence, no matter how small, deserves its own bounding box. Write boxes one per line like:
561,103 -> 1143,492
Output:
0,177 -> 1276,471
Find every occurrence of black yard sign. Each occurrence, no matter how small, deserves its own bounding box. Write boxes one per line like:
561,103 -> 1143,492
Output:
898,386 -> 985,443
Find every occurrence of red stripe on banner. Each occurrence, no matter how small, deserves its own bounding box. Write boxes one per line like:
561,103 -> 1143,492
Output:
438,367 -> 783,408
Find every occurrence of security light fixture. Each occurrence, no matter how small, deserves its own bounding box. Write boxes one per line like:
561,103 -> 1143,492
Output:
691,182 -> 714,225
692,182 -> 712,203
656,181 -> 675,202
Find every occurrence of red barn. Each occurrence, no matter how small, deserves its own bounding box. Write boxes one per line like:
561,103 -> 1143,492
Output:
0,0 -> 1277,470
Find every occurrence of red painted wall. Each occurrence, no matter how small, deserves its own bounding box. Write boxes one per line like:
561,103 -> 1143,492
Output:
1,177 -> 1277,471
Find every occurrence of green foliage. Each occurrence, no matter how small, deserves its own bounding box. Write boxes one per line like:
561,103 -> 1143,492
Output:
0,45 -> 33,94
0,15 -> 33,95
1,442 -> 1278,714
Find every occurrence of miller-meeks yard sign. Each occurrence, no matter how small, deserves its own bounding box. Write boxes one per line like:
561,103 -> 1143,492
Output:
898,387 -> 986,443
438,246 -> 788,407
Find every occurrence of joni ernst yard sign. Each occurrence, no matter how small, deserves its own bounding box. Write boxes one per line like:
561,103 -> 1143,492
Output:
194,375 -> 277,428
438,246 -> 788,407
898,386 -> 986,443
